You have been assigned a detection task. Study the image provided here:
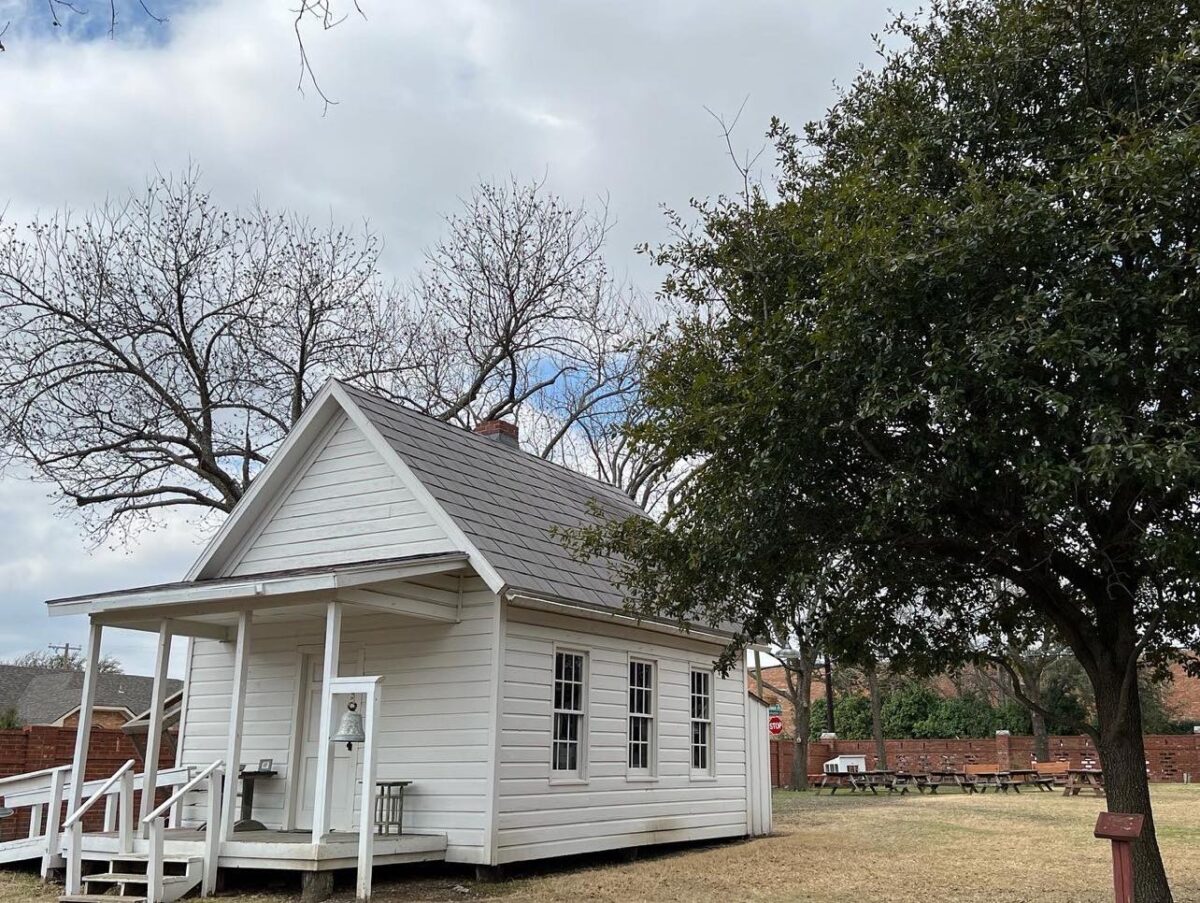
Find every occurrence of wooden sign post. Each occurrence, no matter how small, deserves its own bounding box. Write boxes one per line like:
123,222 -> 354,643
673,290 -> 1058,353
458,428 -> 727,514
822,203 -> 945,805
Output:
1094,812 -> 1145,903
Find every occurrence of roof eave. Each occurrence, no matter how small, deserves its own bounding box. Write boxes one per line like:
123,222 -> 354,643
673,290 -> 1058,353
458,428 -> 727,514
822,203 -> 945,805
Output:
46,552 -> 471,619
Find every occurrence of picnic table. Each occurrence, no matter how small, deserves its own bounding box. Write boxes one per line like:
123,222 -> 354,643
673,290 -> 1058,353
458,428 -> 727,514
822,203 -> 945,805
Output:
926,770 -> 978,794
817,771 -> 864,794
1063,768 -> 1105,797
1007,768 -> 1048,791
817,770 -> 909,795
972,770 -> 1021,793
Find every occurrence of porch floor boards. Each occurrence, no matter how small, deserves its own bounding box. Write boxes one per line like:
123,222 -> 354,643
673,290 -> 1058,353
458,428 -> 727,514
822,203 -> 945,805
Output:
77,828 -> 448,872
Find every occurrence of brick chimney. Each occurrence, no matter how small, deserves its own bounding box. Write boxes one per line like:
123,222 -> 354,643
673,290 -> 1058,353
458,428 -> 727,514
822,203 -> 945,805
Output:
474,419 -> 519,448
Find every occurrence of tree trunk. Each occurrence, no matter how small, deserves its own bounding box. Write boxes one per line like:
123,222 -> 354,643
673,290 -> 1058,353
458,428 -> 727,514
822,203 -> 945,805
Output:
790,664 -> 814,790
866,664 -> 886,770
1092,663 -> 1172,902
822,658 -> 835,734
1030,709 -> 1049,764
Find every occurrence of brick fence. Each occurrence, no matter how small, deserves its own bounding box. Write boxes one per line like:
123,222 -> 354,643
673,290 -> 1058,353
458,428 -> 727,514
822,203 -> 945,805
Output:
767,731 -> 1200,788
0,726 -> 174,841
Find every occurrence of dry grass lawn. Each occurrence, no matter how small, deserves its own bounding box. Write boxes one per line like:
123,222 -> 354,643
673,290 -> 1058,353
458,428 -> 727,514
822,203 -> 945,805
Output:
3,785 -> 1198,902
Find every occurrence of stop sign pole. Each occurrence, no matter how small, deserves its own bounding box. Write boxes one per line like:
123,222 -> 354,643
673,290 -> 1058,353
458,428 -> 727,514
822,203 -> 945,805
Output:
767,703 -> 784,737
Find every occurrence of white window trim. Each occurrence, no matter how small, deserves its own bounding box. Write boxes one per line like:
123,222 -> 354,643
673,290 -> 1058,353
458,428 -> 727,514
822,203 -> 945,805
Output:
689,667 -> 716,780
626,655 -> 658,781
549,645 -> 589,784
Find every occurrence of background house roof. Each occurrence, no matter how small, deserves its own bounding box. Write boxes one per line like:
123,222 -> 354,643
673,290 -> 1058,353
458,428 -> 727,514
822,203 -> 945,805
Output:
0,664 -> 182,727
341,383 -> 647,612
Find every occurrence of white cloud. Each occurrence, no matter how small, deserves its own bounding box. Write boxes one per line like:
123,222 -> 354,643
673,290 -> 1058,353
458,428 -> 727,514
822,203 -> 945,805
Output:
0,0 -> 918,676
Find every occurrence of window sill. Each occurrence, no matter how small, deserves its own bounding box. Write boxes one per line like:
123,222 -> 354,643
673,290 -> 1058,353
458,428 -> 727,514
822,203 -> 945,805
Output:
548,777 -> 589,787
689,774 -> 718,783
625,774 -> 659,784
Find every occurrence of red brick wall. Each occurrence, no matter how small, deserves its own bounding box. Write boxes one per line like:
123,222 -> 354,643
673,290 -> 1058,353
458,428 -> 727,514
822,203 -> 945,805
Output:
0,726 -> 175,841
766,732 -> 1200,788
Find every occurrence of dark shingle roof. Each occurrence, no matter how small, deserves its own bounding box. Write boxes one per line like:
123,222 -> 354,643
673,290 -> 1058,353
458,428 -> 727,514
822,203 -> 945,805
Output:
0,665 -> 182,726
340,383 -> 646,611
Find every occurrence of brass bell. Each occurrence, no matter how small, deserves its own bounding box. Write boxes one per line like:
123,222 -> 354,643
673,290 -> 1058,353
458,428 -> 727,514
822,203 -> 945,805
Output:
331,698 -> 365,750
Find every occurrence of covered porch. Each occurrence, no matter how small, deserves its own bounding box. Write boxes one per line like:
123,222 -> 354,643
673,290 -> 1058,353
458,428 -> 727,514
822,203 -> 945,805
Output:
44,551 -> 473,902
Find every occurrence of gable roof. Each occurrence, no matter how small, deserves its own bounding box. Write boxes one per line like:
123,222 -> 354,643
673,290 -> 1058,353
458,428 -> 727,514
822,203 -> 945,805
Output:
0,664 -> 183,727
337,383 -> 647,612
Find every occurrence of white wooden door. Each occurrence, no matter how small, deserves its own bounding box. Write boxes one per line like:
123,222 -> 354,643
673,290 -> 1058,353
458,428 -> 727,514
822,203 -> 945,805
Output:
295,653 -> 360,832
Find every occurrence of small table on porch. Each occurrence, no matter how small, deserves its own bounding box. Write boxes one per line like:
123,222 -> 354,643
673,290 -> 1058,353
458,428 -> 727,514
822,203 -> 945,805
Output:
1063,768 -> 1105,797
374,780 -> 412,835
234,768 -> 278,831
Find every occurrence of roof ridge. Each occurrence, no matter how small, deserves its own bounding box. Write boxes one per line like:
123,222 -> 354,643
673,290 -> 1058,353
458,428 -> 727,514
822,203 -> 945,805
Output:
335,381 -> 644,513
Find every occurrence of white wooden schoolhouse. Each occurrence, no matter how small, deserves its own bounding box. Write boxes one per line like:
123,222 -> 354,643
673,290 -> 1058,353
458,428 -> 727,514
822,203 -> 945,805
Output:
0,381 -> 772,902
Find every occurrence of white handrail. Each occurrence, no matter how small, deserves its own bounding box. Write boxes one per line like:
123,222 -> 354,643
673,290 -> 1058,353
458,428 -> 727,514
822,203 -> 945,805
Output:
0,764 -> 70,789
62,759 -> 135,830
143,759 -> 222,825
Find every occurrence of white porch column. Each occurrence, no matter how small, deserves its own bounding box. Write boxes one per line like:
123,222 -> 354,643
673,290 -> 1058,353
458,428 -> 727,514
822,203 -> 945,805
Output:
310,601 -> 343,842
66,621 -> 103,815
139,622 -> 173,827
356,678 -> 381,903
220,610 -> 252,840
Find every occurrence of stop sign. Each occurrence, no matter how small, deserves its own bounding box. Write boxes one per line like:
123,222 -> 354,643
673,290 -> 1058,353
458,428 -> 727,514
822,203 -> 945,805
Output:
768,714 -> 784,736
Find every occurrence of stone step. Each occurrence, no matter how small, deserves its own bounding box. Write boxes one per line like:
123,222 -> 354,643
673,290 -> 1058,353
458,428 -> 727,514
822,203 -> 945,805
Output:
60,896 -> 147,903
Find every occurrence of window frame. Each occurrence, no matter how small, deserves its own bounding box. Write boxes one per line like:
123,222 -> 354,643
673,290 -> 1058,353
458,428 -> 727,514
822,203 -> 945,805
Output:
550,646 -> 589,783
626,656 -> 658,780
689,667 -> 715,779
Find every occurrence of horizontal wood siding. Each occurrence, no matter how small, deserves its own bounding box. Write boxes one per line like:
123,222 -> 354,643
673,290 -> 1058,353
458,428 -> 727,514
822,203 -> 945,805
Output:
177,578 -> 497,864
495,607 -> 748,863
226,414 -> 454,577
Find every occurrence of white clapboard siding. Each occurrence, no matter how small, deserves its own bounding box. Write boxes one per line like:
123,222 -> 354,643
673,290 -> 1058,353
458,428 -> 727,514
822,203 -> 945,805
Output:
494,607 -> 748,864
225,414 -> 454,577
745,694 -> 772,836
177,578 -> 497,864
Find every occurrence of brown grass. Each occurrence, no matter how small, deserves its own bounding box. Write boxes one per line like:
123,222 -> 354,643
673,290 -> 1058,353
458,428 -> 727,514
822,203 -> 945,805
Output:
3,785 -> 1199,902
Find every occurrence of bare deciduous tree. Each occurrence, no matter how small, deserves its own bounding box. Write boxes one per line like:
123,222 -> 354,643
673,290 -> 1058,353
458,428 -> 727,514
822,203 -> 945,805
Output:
0,171 -> 667,537
378,177 -> 677,508
0,170 -> 403,539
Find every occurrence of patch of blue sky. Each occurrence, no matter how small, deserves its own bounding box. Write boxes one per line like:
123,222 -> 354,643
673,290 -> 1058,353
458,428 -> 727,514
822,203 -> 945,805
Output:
1,0 -> 197,47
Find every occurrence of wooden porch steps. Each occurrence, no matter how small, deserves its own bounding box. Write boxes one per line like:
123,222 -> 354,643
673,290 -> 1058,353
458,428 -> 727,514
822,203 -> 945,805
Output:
59,854 -> 201,903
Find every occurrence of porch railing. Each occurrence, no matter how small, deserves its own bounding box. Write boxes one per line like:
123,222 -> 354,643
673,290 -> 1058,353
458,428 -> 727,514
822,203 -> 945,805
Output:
0,763 -> 196,878
62,758 -> 136,895
143,758 -> 223,902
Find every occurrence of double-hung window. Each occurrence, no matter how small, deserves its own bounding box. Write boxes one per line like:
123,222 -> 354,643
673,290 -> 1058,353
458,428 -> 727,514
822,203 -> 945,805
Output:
627,659 -> 655,774
690,669 -> 714,774
552,650 -> 586,776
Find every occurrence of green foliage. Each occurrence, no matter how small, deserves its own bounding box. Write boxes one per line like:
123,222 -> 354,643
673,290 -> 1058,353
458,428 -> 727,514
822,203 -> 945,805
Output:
0,707 -> 19,730
564,3 -> 1200,888
823,694 -> 875,740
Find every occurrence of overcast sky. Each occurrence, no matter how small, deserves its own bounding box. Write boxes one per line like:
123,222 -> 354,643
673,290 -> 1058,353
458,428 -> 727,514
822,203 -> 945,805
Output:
0,0 -> 916,675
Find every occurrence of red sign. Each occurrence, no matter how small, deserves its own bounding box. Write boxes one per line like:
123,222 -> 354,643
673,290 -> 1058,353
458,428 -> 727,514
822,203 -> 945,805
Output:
768,714 -> 784,736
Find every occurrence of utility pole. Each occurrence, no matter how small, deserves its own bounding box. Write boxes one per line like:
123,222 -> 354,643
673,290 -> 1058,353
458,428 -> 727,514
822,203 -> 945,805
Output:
48,641 -> 81,669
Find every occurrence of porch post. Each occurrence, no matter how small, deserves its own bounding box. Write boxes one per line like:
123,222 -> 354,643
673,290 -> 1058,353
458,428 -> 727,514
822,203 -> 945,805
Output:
66,620 -> 103,815
59,620 -> 101,880
311,601 -> 343,842
139,622 -> 173,828
220,609 -> 252,841
356,678 -> 381,903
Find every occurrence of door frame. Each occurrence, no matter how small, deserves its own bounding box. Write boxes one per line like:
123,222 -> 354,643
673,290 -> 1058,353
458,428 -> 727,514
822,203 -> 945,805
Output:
282,641 -> 365,830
